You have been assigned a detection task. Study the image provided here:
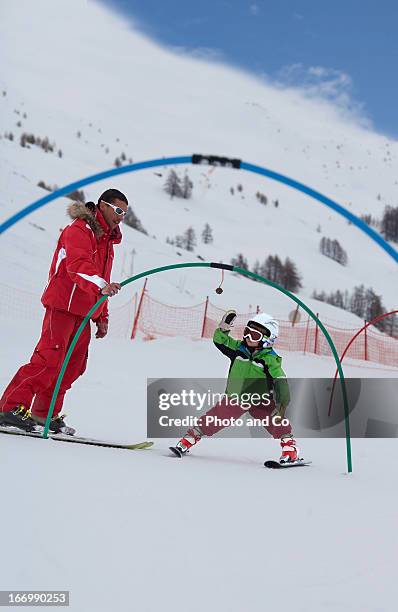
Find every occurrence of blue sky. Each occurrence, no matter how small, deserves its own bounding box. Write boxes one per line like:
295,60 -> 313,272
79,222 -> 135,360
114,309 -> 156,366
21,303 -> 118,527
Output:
101,0 -> 397,137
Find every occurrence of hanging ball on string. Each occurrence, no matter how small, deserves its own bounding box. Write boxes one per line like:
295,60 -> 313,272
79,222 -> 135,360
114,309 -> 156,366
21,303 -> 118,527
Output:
215,269 -> 224,294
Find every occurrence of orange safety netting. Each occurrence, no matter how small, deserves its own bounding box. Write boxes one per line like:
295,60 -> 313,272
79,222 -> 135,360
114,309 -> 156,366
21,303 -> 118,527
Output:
1,282 -> 397,367
135,291 -> 398,367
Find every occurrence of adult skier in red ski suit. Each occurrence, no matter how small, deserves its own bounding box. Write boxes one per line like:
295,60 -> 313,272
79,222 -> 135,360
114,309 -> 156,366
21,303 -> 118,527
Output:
0,189 -> 128,434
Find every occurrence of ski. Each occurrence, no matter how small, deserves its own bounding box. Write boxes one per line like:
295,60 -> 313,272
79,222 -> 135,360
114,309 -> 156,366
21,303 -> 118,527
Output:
264,459 -> 311,469
50,435 -> 154,451
0,426 -> 153,451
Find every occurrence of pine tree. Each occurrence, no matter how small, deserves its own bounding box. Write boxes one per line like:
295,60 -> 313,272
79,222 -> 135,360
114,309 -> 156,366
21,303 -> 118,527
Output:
231,253 -> 249,270
183,227 -> 196,251
252,259 -> 261,276
333,290 -> 345,309
202,223 -> 213,244
182,173 -> 193,199
37,180 -> 52,192
175,234 -> 184,248
256,192 -> 267,205
312,284 -> 386,327
312,290 -> 327,302
384,313 -> 398,338
262,255 -> 284,283
320,236 -> 348,265
282,257 -> 302,292
350,285 -> 366,317
381,206 -> 398,243
364,288 -> 385,329
66,189 -> 85,202
164,170 -> 183,199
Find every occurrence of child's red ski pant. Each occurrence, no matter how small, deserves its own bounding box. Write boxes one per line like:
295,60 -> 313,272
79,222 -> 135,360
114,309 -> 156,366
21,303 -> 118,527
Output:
197,395 -> 292,439
0,308 -> 91,418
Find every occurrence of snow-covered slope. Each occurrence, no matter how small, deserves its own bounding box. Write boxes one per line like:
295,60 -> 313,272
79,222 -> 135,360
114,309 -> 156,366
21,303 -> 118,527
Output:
2,434 -> 398,612
1,317 -> 398,612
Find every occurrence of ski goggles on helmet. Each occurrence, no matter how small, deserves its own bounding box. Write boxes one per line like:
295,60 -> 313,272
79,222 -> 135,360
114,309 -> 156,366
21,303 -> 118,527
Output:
101,200 -> 127,216
243,325 -> 265,343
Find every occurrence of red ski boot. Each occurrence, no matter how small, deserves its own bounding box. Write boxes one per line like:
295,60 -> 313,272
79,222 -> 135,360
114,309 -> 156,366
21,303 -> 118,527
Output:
170,427 -> 202,458
279,435 -> 300,464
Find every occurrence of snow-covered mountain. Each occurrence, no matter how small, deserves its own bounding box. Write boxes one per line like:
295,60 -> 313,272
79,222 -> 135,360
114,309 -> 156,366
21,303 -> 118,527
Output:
0,0 -> 397,319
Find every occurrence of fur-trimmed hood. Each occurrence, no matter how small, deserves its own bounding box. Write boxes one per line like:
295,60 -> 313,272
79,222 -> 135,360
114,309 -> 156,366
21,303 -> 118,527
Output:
67,202 -> 103,236
67,202 -> 123,243
67,202 -> 104,237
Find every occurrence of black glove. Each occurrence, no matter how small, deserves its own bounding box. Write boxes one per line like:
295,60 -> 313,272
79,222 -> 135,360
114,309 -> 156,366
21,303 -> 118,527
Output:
219,309 -> 237,332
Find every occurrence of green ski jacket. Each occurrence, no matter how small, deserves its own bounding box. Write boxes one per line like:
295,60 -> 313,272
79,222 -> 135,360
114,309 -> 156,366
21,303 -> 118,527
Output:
213,327 -> 290,408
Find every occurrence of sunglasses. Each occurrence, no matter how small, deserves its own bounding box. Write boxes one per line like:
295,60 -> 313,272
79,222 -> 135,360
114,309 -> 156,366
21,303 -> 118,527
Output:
243,326 -> 264,343
101,200 -> 127,216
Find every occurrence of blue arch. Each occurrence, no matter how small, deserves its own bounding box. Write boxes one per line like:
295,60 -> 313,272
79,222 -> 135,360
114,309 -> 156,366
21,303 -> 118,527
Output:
1,154 -> 397,263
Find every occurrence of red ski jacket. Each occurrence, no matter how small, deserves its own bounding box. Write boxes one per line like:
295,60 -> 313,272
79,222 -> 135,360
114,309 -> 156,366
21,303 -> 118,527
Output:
41,203 -> 122,321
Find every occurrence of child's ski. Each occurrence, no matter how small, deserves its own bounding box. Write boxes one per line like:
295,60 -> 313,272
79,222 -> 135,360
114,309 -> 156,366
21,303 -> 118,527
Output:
264,459 -> 311,469
169,446 -> 184,458
0,426 -> 153,451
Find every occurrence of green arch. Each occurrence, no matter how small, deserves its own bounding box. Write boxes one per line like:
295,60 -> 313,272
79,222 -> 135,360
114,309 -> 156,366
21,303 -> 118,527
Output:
42,262 -> 352,473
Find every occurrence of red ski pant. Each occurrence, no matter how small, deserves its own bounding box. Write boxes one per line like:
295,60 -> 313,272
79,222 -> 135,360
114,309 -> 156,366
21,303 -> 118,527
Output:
0,308 -> 91,418
197,396 -> 292,439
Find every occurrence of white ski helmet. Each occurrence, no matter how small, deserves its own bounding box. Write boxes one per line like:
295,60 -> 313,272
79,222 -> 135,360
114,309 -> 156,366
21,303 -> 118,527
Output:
247,312 -> 279,347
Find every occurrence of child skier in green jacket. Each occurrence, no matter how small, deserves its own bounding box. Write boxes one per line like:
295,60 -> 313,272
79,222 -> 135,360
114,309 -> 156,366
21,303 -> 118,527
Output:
171,309 -> 301,464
